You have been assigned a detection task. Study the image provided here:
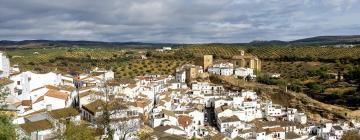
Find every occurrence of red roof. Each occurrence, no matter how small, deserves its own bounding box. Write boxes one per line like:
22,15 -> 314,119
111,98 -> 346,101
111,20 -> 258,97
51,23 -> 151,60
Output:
177,115 -> 192,128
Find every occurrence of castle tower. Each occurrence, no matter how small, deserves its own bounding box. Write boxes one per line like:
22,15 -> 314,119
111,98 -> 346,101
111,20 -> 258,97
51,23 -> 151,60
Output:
197,55 -> 213,71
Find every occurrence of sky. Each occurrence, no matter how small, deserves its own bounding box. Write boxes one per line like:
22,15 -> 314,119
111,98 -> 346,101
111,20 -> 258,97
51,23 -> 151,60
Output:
0,0 -> 359,43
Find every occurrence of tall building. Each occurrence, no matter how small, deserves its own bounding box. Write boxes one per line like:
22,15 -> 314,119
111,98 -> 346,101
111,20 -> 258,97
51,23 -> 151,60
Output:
0,52 -> 10,78
231,50 -> 261,71
197,55 -> 213,71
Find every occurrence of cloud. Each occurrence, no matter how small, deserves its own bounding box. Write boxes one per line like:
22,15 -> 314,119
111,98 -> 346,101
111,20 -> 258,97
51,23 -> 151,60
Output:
0,0 -> 359,43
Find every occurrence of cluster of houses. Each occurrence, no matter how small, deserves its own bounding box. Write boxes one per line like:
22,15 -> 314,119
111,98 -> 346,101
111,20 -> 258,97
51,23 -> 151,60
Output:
0,51 -> 359,140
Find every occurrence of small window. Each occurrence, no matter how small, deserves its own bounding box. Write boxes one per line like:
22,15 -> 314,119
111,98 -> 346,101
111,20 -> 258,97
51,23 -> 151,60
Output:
17,81 -> 20,85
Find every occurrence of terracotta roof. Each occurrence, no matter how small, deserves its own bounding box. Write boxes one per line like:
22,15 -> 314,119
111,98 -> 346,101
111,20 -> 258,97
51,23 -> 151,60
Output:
266,127 -> 285,133
219,115 -> 240,123
48,107 -> 80,119
82,99 -> 104,115
45,89 -> 68,100
177,115 -> 192,128
22,100 -> 32,106
129,99 -> 151,108
79,90 -> 101,98
20,119 -> 52,134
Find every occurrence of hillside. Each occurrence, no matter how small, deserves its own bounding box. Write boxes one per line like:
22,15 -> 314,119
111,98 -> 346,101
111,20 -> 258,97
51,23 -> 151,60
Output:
291,35 -> 360,44
1,35 -> 360,49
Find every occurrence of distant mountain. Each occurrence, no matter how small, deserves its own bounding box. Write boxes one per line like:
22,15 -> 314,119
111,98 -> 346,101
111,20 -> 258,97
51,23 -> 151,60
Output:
0,40 -> 178,49
291,35 -> 360,44
249,40 -> 288,45
1,35 -> 359,48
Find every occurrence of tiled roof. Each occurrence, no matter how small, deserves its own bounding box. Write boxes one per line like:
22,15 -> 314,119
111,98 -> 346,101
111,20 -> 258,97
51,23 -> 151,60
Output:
22,100 -> 32,106
45,89 -> 68,100
20,119 -> 52,134
82,99 -> 104,115
219,115 -> 240,123
266,127 -> 285,133
177,115 -> 192,128
48,107 -> 80,119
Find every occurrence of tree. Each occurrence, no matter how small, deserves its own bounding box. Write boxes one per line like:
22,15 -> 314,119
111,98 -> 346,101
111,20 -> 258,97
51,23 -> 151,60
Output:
0,85 -> 10,109
114,119 -> 140,140
0,113 -> 16,140
138,131 -> 152,140
63,123 -> 95,140
97,81 -> 115,140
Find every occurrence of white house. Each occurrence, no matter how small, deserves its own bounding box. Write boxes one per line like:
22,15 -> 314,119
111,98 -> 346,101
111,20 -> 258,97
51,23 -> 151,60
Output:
217,115 -> 242,132
265,101 -> 283,117
10,71 -> 62,99
234,67 -> 254,78
208,63 -> 234,76
18,119 -> 53,140
175,70 -> 186,83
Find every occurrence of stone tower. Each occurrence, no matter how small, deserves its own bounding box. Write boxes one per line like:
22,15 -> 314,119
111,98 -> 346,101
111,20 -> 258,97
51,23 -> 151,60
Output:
197,55 -> 213,71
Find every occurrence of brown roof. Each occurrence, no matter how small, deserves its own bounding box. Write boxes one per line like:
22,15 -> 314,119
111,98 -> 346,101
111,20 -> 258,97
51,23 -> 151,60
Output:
79,90 -> 101,98
177,115 -> 192,128
129,99 -> 151,108
45,89 -> 68,100
82,100 -> 104,115
22,100 -> 32,106
215,105 -> 230,114
219,115 -> 240,123
48,107 -> 80,119
20,119 -> 52,134
82,99 -> 128,115
266,127 -> 285,133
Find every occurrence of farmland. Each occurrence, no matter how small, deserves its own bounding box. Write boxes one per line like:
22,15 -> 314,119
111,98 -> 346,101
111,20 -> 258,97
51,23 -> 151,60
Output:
4,44 -> 360,110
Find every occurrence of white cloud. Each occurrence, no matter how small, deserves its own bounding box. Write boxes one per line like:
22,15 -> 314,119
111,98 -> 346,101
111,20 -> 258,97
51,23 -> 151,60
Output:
0,0 -> 359,43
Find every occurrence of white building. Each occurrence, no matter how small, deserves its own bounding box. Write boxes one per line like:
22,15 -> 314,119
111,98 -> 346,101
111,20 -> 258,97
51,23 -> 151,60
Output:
163,47 -> 172,51
234,67 -> 254,78
175,70 -> 186,83
10,71 -> 62,99
265,101 -> 283,117
0,51 -> 10,78
208,63 -> 234,76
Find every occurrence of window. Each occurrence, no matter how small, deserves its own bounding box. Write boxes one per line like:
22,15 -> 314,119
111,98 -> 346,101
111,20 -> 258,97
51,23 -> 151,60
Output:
17,81 -> 20,85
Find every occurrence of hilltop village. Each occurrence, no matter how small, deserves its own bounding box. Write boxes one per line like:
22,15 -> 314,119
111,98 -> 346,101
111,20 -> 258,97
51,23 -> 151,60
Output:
0,50 -> 358,140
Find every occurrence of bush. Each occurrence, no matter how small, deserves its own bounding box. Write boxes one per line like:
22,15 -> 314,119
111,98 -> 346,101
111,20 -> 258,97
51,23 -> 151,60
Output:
288,84 -> 303,92
256,74 -> 286,86
305,82 -> 324,93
